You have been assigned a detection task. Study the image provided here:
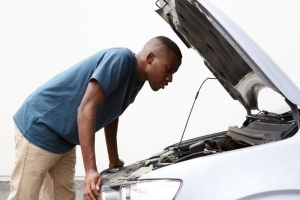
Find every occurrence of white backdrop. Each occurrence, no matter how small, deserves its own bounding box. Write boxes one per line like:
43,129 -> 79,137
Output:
0,0 -> 299,178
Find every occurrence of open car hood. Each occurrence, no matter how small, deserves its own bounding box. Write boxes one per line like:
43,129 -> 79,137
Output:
155,0 -> 300,113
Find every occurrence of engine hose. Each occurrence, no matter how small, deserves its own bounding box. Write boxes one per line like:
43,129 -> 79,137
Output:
217,136 -> 240,151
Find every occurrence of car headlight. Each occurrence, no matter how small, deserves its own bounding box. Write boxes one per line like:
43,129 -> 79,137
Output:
101,179 -> 182,200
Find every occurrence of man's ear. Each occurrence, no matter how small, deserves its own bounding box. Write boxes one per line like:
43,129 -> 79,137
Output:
146,52 -> 154,65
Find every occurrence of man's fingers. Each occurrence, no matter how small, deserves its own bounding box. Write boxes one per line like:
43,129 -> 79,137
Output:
84,182 -> 97,200
91,181 -> 100,198
84,183 -> 92,200
96,176 -> 103,191
109,159 -> 125,168
120,159 -> 124,166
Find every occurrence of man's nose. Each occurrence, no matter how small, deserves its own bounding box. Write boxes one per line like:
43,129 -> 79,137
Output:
166,73 -> 173,83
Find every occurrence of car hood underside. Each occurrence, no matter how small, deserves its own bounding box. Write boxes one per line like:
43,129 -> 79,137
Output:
155,0 -> 300,113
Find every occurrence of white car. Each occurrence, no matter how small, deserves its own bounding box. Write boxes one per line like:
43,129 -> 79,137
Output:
100,0 -> 300,199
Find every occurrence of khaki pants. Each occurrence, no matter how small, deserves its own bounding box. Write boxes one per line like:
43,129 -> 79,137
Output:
8,126 -> 76,200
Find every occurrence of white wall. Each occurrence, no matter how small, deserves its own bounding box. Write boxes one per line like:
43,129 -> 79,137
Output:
0,0 -> 299,177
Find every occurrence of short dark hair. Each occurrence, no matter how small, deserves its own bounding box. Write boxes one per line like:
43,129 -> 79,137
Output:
155,36 -> 182,59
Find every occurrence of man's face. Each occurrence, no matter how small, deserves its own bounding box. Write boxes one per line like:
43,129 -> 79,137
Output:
146,51 -> 181,91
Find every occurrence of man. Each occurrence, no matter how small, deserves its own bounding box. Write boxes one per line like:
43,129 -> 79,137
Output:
8,36 -> 182,200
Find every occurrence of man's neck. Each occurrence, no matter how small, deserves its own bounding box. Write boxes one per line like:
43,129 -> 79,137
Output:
135,53 -> 147,81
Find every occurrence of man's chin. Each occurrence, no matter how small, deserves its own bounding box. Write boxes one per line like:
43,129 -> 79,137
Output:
150,85 -> 160,91
151,87 -> 160,91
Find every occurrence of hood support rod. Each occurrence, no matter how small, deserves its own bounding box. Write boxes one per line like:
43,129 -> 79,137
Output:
177,77 -> 217,150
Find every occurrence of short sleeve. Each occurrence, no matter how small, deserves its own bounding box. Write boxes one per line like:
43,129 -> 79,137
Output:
90,48 -> 134,96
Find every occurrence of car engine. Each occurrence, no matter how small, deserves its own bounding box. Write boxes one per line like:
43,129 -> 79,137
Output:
100,110 -> 298,198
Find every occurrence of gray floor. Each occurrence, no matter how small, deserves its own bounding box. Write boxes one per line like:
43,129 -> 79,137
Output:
0,181 -> 84,200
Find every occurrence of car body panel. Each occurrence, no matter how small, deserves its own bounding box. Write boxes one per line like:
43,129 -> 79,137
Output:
140,135 -> 300,200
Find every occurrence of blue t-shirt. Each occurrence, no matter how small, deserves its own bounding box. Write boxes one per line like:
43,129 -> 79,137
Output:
13,48 -> 144,154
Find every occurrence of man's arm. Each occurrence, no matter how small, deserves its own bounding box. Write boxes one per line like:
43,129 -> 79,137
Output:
104,118 -> 124,168
77,80 -> 105,200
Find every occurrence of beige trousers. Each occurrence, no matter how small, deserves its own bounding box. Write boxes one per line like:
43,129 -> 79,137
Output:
7,126 -> 76,200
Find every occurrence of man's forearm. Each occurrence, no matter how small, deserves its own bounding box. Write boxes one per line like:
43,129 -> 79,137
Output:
77,80 -> 106,174
104,118 -> 120,163
78,110 -> 97,172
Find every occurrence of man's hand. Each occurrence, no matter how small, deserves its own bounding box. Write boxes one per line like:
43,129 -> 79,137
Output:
83,170 -> 102,200
109,158 -> 124,168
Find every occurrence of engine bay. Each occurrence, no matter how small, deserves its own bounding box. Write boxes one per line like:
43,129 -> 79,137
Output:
100,110 -> 298,191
